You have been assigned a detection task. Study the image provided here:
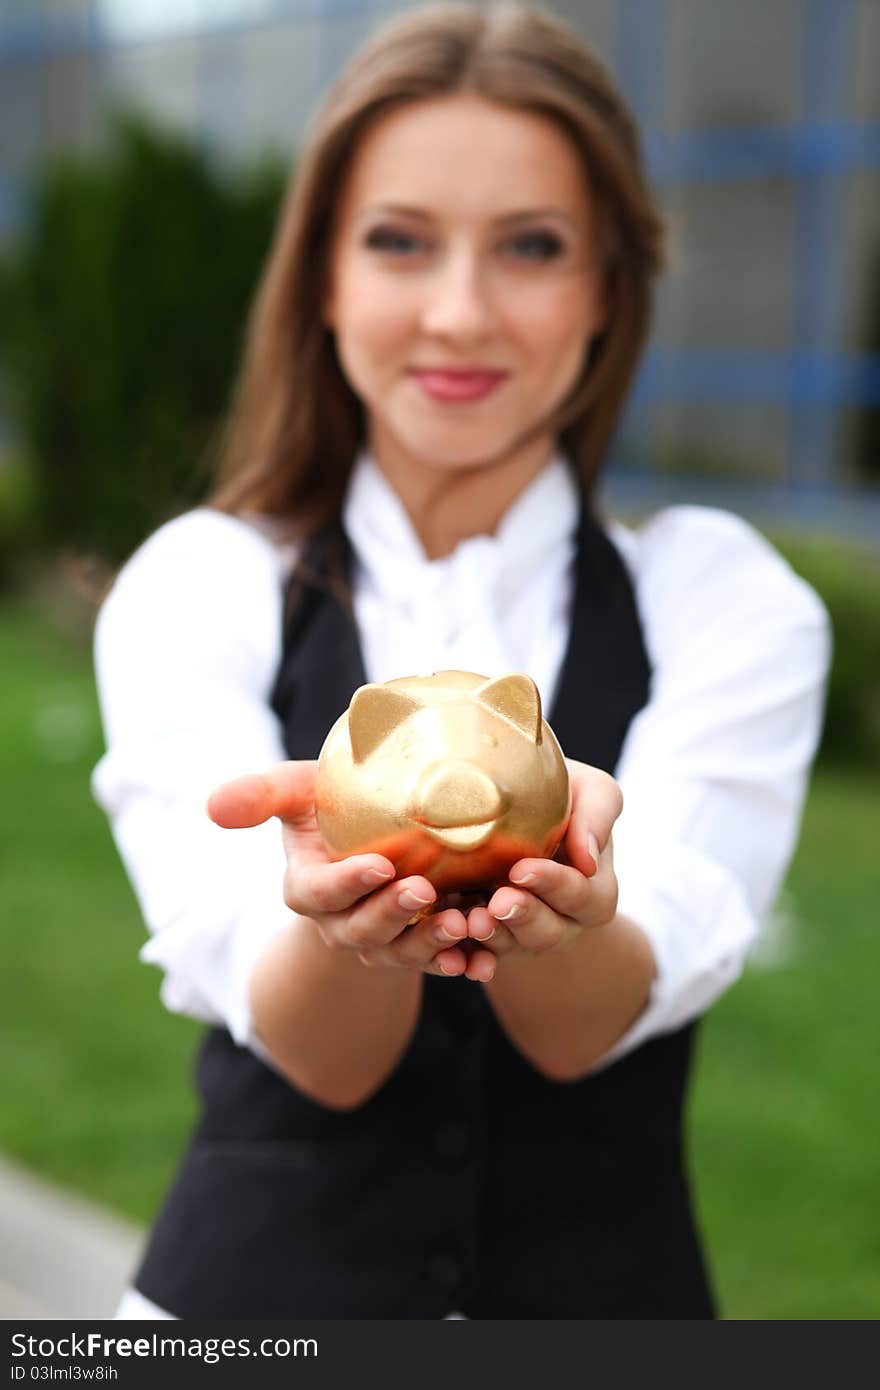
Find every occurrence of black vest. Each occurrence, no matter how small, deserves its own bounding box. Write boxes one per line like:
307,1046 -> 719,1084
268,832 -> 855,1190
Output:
135,509 -> 715,1319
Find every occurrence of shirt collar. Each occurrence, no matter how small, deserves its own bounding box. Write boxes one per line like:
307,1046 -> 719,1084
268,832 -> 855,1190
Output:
341,445 -> 579,608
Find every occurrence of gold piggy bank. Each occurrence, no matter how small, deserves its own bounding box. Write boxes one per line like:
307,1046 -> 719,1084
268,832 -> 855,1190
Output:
315,670 -> 571,896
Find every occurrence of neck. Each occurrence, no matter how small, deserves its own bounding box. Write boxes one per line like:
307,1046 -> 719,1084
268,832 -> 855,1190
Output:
368,432 -> 558,561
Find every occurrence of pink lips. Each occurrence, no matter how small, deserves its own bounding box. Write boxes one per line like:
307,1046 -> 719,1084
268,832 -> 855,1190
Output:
410,368 -> 509,402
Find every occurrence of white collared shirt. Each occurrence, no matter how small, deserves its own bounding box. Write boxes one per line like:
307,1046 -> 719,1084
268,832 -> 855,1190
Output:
91,449 -> 831,1069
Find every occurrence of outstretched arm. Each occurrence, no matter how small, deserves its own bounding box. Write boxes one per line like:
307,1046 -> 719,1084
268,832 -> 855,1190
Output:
209,763 -> 471,1109
466,761 -> 656,1080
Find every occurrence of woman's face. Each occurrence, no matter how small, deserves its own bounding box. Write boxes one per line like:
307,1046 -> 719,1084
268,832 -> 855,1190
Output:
323,94 -> 608,478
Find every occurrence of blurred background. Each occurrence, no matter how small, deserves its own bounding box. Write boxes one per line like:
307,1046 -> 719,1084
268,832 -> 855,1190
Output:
1,0 -> 878,1319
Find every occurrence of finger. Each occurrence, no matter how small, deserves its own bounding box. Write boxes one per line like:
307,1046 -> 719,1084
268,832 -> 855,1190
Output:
466,907 -> 518,956
431,944 -> 471,977
207,761 -> 317,829
503,858 -> 593,920
328,876 -> 438,950
564,761 -> 623,876
427,909 -> 470,952
284,854 -> 396,916
387,910 -> 470,974
486,889 -> 568,955
358,944 -> 469,977
464,947 -> 498,982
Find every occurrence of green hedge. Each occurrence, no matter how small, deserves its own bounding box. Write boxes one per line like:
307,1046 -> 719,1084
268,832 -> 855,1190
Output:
772,533 -> 880,770
0,452 -> 41,588
0,112 -> 286,566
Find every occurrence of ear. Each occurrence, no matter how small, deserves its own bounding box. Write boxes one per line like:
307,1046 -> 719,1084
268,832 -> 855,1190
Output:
348,684 -> 420,763
475,673 -> 542,744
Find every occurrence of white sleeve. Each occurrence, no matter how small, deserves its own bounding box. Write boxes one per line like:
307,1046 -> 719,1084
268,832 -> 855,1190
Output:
595,506 -> 831,1070
91,508 -> 298,1051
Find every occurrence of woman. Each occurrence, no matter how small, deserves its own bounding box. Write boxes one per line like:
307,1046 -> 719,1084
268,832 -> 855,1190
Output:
93,1 -> 830,1318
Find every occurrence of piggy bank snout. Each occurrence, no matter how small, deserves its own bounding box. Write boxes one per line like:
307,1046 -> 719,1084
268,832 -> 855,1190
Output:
412,760 -> 505,851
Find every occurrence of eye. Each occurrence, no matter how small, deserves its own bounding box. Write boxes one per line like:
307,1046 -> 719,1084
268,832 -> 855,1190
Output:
364,225 -> 426,256
507,230 -> 565,261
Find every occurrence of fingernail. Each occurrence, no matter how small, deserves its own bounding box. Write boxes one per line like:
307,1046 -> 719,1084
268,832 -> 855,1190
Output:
435,923 -> 465,943
588,833 -> 600,868
361,867 -> 393,887
493,903 -> 522,921
399,887 -> 434,910
509,870 -> 536,885
471,923 -> 496,941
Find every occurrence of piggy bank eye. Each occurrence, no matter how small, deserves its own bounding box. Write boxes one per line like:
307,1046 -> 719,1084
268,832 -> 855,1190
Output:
475,673 -> 543,744
348,684 -> 421,762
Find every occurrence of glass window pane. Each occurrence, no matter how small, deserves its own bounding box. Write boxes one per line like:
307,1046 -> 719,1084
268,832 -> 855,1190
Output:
842,169 -> 880,355
653,180 -> 795,352
240,19 -> 320,156
853,0 -> 880,121
666,0 -> 801,131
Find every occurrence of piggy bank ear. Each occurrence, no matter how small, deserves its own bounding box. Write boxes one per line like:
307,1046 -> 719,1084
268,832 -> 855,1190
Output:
348,684 -> 420,763
475,673 -> 542,744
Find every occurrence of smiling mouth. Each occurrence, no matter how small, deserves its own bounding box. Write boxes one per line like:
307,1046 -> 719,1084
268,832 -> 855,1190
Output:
421,820 -> 498,850
409,369 -> 509,402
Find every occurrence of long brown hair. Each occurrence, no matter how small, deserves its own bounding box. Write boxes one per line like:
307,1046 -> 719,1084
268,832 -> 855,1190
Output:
209,0 -> 666,539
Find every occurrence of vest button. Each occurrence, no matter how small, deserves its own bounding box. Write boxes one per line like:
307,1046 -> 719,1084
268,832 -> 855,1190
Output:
426,1253 -> 462,1292
432,1121 -> 470,1163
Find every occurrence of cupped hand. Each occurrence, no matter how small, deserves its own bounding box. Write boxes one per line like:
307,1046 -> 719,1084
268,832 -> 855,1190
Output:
461,759 -> 624,981
207,761 -> 471,978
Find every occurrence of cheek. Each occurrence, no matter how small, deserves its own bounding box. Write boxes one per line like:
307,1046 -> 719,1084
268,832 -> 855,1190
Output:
510,280 -> 603,364
333,267 -> 416,360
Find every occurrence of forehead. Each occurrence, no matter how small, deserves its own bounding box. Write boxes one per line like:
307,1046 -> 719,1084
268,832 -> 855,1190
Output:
336,94 -> 591,221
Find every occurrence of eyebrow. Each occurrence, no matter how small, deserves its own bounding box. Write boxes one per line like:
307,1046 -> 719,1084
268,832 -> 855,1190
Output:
358,203 -> 577,228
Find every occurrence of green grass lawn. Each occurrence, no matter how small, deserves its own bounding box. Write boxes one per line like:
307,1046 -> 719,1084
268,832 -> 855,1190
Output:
1,592 -> 877,1318
0,594 -> 201,1222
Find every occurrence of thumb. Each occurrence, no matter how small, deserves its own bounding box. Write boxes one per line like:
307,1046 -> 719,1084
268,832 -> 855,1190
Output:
207,760 -> 318,828
564,760 -> 623,876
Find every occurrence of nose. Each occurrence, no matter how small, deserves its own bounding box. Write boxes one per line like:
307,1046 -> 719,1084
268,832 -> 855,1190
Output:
414,759 -> 504,829
413,759 -> 506,852
419,247 -> 497,342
